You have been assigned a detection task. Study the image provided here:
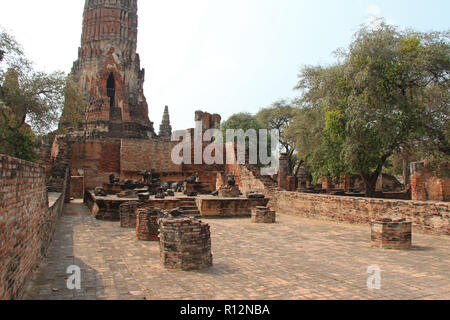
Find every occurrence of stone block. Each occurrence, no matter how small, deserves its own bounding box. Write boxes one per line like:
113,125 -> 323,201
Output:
371,218 -> 412,250
252,206 -> 276,223
119,201 -> 140,228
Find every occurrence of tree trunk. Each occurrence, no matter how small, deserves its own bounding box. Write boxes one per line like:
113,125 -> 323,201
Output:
361,152 -> 393,198
362,173 -> 379,198
402,150 -> 410,189
286,149 -> 295,176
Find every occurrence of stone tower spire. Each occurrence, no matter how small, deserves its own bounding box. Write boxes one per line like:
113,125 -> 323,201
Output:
68,0 -> 155,139
158,106 -> 172,138
81,0 -> 138,54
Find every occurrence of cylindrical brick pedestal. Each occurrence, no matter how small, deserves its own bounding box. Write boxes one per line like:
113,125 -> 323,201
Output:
159,218 -> 213,271
136,207 -> 160,241
119,201 -> 140,228
371,218 -> 412,250
252,206 -> 276,223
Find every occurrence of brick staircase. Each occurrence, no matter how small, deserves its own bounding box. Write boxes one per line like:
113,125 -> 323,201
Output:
178,198 -> 201,217
245,164 -> 278,191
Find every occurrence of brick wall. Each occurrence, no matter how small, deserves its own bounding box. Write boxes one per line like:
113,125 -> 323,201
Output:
69,138 -> 121,189
411,162 -> 449,202
120,139 -> 182,177
224,162 -> 277,197
224,162 -> 448,235
0,155 -> 68,300
70,176 -> 85,199
269,191 -> 449,236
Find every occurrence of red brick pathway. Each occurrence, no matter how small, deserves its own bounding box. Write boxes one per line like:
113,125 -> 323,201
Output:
22,201 -> 450,300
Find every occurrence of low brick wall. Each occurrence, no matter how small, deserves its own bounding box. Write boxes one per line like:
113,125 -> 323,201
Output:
0,155 -> 68,300
270,191 -> 449,236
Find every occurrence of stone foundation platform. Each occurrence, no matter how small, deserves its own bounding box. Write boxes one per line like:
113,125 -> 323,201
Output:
85,191 -> 269,220
196,197 -> 270,217
371,218 -> 412,250
85,190 -> 190,220
159,217 -> 213,271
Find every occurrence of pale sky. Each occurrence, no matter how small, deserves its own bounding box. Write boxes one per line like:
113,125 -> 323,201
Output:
0,0 -> 449,131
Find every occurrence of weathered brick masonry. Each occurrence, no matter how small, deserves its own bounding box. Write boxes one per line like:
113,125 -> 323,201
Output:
411,162 -> 449,202
252,206 -> 276,224
119,201 -> 140,228
225,162 -> 448,235
371,219 -> 412,249
269,191 -> 449,236
159,217 -> 213,271
136,206 -> 160,241
0,155 -> 68,300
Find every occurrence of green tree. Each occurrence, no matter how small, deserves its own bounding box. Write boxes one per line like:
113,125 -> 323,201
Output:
58,75 -> 88,133
295,22 -> 449,197
257,99 -> 297,173
221,112 -> 264,133
221,112 -> 270,167
0,29 -> 66,161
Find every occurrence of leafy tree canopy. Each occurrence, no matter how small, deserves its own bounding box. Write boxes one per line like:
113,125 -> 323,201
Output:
257,99 -> 298,173
294,21 -> 449,196
0,28 -> 66,161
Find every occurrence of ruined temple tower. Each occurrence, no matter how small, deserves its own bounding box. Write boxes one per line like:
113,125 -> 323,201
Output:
158,106 -> 172,138
70,0 -> 155,139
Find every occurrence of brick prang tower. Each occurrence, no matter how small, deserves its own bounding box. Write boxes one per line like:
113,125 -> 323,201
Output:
70,0 -> 155,139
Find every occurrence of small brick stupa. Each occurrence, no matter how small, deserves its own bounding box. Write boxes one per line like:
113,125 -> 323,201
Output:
158,106 -> 172,138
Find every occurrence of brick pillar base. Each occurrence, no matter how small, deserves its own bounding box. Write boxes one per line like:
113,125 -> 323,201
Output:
371,218 -> 412,250
252,206 -> 276,223
159,217 -> 213,271
119,201 -> 140,228
136,207 -> 160,241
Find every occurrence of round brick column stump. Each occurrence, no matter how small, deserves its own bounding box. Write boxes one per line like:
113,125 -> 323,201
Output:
252,206 -> 276,223
136,207 -> 160,241
119,201 -> 140,228
371,218 -> 412,250
159,217 -> 213,271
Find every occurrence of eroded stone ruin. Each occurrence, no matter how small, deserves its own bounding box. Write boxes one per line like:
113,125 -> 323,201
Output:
371,218 -> 413,250
136,206 -> 160,241
159,216 -> 213,271
119,201 -> 140,228
42,1 -> 276,222
252,206 -> 277,224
